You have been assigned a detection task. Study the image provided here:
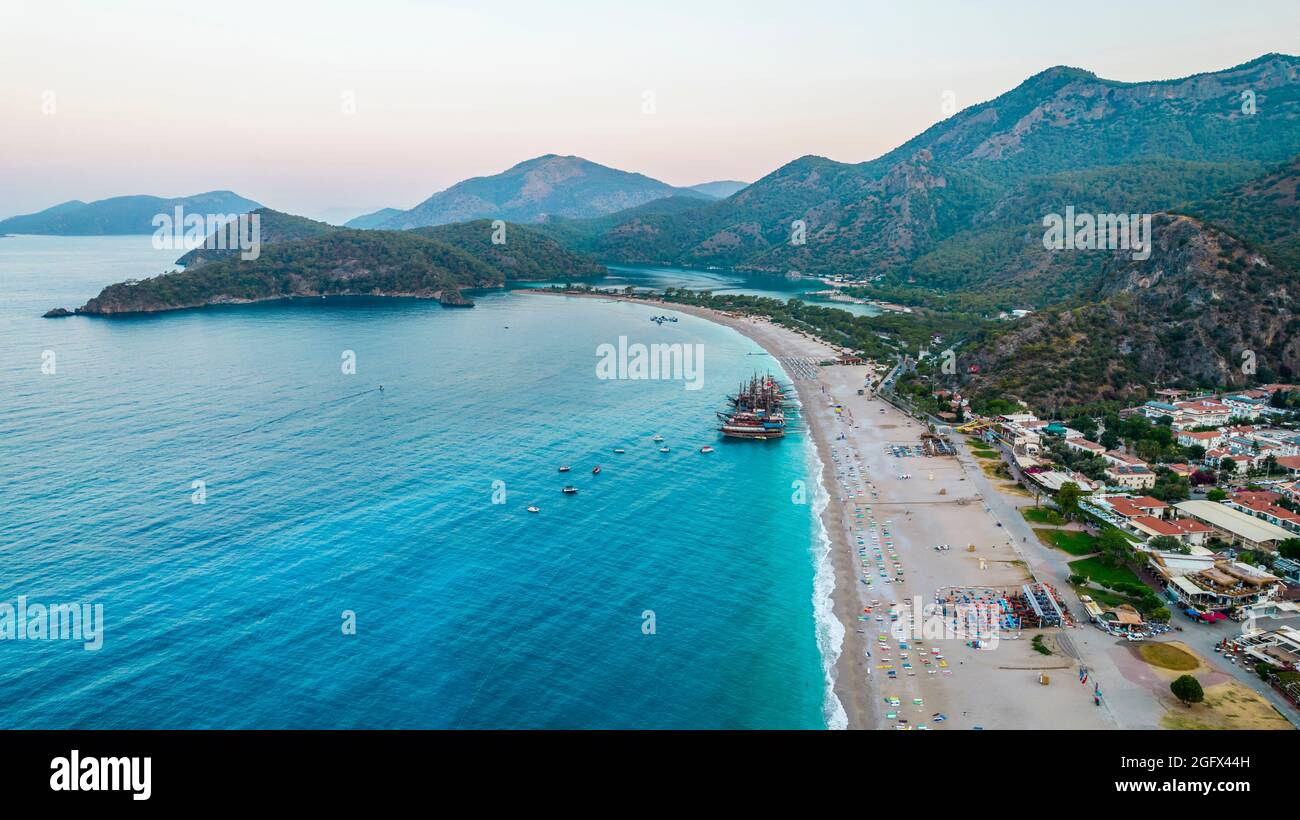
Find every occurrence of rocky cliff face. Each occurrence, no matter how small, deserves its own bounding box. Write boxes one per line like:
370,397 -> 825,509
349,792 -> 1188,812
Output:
962,213 -> 1300,409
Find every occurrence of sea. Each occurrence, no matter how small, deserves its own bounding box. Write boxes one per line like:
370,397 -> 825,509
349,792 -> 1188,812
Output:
0,235 -> 844,729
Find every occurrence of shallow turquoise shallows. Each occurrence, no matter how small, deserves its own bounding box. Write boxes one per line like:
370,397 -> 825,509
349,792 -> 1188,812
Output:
0,236 -> 831,728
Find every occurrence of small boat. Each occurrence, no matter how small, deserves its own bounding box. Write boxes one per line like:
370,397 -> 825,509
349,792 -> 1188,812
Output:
652,435 -> 664,442
562,486 -> 578,495
527,506 -> 540,513
659,447 -> 670,453
592,466 -> 602,475
613,448 -> 626,454
558,466 -> 571,473
700,446 -> 715,454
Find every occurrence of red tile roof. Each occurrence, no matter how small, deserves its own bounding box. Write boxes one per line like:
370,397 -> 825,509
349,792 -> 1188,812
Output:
1129,496 -> 1168,509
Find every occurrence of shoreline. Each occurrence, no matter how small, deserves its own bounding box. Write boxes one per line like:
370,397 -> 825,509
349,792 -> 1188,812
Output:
525,289 -> 876,728
530,289 -> 1123,732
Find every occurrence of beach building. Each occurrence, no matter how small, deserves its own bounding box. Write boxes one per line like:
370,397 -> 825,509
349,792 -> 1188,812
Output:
1274,555 -> 1300,586
1139,401 -> 1181,421
1081,494 -> 1164,533
1204,448 -> 1262,474
1176,429 -> 1225,449
1100,604 -> 1145,633
1172,399 -> 1233,429
1150,553 -> 1282,615
1105,463 -> 1156,489
1024,469 -> 1100,494
1222,392 -> 1274,420
1224,491 -> 1300,534
1065,437 -> 1106,457
1234,625 -> 1300,671
1130,515 -> 1214,547
1083,494 -> 1217,546
1174,500 -> 1294,552
1250,428 -> 1300,456
994,414 -> 1042,456
1274,455 -> 1300,477
1103,450 -> 1148,468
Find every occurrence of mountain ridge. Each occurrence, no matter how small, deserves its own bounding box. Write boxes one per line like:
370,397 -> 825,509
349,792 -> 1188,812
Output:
0,191 -> 263,235
374,154 -> 711,230
50,217 -> 606,317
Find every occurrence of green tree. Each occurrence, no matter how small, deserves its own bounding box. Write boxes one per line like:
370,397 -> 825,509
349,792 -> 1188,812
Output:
1206,487 -> 1227,501
1171,675 -> 1204,707
1149,536 -> 1182,552
1055,482 -> 1081,520
1098,527 -> 1133,566
1279,538 -> 1300,561
1072,416 -> 1099,440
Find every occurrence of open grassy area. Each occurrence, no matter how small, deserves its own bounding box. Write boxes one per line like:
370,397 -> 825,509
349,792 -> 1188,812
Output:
1068,556 -> 1141,589
1138,643 -> 1200,671
1160,680 -> 1292,730
1035,528 -> 1097,556
1021,507 -> 1064,526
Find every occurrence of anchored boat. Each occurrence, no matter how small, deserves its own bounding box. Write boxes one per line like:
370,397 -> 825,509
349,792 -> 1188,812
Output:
717,373 -> 787,440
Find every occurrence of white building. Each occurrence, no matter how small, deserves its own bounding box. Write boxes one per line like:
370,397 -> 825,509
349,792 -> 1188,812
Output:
1173,500 -> 1294,552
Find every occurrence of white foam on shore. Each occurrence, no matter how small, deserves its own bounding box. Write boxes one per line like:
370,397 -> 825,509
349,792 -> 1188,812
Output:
807,436 -> 848,730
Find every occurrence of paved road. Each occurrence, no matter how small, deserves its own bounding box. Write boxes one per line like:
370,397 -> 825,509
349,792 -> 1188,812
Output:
959,436 -> 1299,726
1169,615 -> 1298,723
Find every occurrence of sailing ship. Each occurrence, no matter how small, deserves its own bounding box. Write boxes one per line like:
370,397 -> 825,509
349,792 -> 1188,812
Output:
717,373 -> 787,440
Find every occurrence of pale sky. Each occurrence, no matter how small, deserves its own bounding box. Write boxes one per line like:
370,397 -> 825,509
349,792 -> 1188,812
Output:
2,0 -> 1298,221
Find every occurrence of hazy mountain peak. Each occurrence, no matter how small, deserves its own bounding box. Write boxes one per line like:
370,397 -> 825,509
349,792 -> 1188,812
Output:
0,191 -> 262,236
377,155 -> 707,230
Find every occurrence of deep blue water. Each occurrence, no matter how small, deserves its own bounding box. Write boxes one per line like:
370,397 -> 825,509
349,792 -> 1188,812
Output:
0,235 -> 833,728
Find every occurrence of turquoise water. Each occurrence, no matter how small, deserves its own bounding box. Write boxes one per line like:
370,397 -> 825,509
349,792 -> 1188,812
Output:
521,264 -> 884,317
0,235 -> 832,728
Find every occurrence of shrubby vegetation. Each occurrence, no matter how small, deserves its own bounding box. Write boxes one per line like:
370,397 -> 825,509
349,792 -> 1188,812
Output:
78,223 -> 606,314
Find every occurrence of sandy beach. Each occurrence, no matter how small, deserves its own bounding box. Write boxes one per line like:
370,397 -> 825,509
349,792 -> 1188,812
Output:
530,291 -> 1122,730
